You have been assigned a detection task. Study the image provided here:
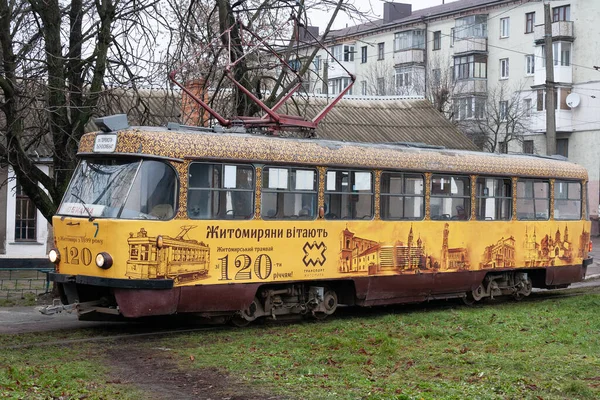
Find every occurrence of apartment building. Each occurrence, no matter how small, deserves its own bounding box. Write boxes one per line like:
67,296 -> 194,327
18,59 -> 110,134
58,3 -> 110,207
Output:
300,0 -> 600,224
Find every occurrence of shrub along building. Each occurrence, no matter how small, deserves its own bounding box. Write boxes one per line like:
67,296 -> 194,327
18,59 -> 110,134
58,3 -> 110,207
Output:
0,91 -> 475,266
297,0 -> 600,232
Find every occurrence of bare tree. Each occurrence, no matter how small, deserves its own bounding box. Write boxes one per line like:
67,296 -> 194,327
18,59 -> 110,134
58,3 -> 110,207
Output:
0,0 -> 176,222
457,82 -> 532,153
425,55 -> 459,119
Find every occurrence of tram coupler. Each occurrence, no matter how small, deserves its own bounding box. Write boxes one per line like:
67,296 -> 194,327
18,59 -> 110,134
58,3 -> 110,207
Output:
38,299 -> 101,315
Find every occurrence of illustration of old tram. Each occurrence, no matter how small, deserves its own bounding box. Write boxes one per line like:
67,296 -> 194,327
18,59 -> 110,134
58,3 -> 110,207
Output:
126,226 -> 210,282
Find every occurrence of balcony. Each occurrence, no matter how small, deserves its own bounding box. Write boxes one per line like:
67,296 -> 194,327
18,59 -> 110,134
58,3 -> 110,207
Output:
534,21 -> 574,44
327,60 -> 355,80
454,79 -> 487,95
453,38 -> 487,55
529,109 -> 573,133
534,65 -> 573,86
393,49 -> 424,65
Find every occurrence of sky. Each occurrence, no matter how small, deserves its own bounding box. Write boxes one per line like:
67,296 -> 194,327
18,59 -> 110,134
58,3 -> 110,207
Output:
307,0 -> 460,30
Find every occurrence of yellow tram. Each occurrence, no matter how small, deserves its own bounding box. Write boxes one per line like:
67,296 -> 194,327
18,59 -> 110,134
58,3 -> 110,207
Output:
47,115 -> 593,322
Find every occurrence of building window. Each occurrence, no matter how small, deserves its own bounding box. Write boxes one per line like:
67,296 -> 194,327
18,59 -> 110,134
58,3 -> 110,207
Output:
499,141 -> 508,154
376,77 -> 385,95
325,170 -> 373,220
475,177 -> 512,221
541,43 -> 571,67
433,31 -> 441,50
523,140 -> 534,154
377,42 -> 384,60
455,15 -> 488,39
455,97 -> 485,120
499,101 -> 508,121
552,5 -> 570,22
557,138 -> 569,157
450,28 -> 455,47
432,68 -> 441,86
554,180 -> 581,220
430,175 -> 471,220
454,54 -> 487,80
536,89 -> 559,111
500,58 -> 509,79
393,30 -> 425,52
361,80 -> 367,95
313,56 -> 321,71
500,17 -> 510,38
329,77 -> 353,95
380,172 -> 424,220
343,45 -> 355,62
15,182 -> 37,241
395,67 -> 411,89
524,98 -> 532,117
261,167 -> 317,220
525,12 -> 535,33
361,46 -> 367,63
329,45 -> 342,61
516,179 -> 550,220
525,54 -> 535,75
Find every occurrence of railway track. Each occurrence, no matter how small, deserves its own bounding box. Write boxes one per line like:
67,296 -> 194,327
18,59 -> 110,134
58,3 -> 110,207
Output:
1,283 -> 598,350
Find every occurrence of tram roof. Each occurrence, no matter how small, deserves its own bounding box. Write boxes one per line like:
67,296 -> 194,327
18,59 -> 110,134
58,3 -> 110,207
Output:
78,127 -> 588,180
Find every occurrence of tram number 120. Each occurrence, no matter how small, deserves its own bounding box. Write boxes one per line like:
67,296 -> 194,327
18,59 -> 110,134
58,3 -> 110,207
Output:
218,253 -> 272,281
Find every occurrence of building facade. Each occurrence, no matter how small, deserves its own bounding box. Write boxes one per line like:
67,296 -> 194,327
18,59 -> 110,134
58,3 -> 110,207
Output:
301,0 -> 600,225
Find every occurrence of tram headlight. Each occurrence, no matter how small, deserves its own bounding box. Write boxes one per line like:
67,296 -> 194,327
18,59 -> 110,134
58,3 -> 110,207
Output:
48,249 -> 60,264
156,235 -> 164,249
95,252 -> 113,269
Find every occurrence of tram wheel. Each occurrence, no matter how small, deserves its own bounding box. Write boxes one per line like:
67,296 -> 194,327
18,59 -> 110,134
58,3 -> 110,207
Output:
463,284 -> 485,305
230,313 -> 251,327
313,289 -> 338,320
513,277 -> 533,301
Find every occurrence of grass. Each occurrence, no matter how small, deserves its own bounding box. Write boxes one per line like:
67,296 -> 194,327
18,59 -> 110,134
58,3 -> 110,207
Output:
0,293 -> 599,399
166,294 -> 600,400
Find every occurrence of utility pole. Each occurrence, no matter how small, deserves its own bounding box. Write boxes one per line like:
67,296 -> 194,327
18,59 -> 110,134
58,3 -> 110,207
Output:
544,2 -> 557,155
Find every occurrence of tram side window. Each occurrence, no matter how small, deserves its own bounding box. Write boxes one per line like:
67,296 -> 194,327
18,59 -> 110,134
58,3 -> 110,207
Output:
554,180 -> 581,220
475,177 -> 512,220
430,175 -> 470,220
261,167 -> 317,219
325,170 -> 373,220
516,179 -> 549,220
188,163 -> 254,220
380,172 -> 424,220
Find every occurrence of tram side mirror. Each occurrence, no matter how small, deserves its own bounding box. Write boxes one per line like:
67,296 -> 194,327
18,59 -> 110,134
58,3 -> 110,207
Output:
95,114 -> 130,132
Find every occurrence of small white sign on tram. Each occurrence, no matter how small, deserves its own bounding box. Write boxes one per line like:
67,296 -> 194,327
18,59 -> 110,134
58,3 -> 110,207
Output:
93,134 -> 118,153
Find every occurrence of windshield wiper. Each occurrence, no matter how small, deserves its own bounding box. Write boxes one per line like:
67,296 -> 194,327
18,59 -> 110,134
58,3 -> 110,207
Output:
71,193 -> 95,221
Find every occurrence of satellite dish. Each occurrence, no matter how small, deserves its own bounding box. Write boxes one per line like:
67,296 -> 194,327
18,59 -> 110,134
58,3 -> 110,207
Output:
566,93 -> 581,108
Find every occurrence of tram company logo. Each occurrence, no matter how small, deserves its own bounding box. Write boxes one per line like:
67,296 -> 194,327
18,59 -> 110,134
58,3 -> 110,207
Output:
302,241 -> 327,267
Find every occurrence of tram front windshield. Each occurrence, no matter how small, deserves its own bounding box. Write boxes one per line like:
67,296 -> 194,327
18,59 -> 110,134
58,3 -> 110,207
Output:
58,159 -> 177,220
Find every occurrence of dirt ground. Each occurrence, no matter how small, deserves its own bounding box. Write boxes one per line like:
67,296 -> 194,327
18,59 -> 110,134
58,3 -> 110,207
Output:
105,345 -> 286,400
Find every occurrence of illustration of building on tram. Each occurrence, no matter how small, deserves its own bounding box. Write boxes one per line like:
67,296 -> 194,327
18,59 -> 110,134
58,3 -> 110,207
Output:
126,226 -> 210,283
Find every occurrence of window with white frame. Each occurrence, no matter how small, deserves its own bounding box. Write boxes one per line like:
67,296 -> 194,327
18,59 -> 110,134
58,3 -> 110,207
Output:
541,42 -> 571,67
328,77 -> 353,95
377,43 -> 385,60
329,45 -> 343,61
361,80 -> 367,95
500,17 -> 510,38
525,54 -> 535,75
500,58 -> 509,79
455,97 -> 485,120
455,15 -> 488,39
15,181 -> 37,241
313,56 -> 321,71
361,46 -> 367,63
433,31 -> 441,50
395,68 -> 411,89
450,28 -> 455,47
393,30 -> 425,52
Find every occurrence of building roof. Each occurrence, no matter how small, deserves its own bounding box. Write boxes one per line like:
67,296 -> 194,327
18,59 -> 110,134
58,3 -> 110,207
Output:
299,97 -> 478,151
323,0 -> 515,42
